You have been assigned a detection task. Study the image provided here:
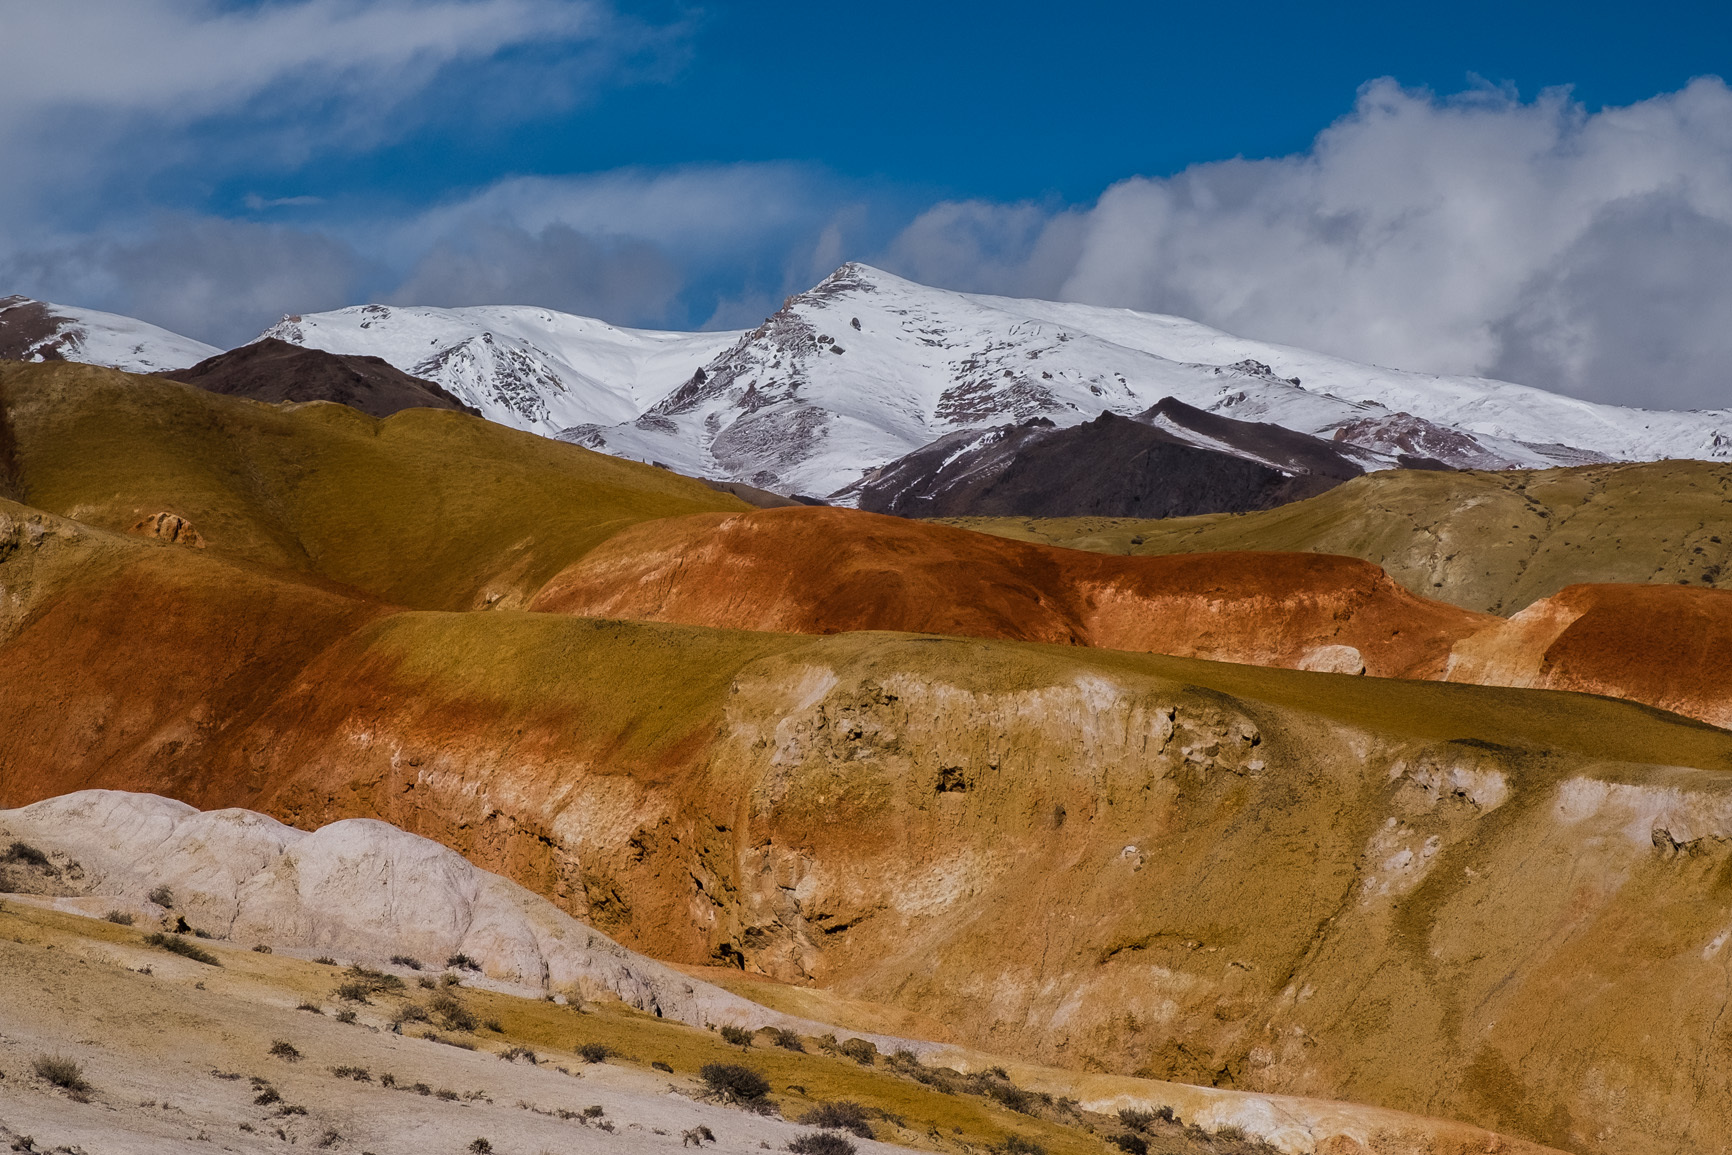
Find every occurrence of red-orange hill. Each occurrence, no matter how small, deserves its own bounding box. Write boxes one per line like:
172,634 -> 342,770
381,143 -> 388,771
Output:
528,506 -> 1495,679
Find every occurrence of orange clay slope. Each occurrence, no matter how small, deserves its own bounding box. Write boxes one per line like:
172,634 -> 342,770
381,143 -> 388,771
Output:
528,505 -> 1495,679
1445,582 -> 1732,729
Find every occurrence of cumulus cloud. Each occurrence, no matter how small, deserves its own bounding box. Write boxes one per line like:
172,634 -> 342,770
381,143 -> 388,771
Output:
882,77 -> 1732,409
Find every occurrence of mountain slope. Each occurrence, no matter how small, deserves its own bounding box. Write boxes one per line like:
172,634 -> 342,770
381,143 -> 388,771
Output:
0,294 -> 218,372
574,264 -> 1732,496
260,303 -> 741,434
164,337 -> 479,418
941,459 -> 1732,615
839,400 -> 1378,519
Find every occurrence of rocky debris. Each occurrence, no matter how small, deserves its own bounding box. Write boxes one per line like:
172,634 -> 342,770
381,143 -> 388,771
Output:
128,512 -> 205,548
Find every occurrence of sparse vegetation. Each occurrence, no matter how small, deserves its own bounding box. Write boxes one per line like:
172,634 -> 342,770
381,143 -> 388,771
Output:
314,956 -> 336,965
335,981 -> 373,1003
499,1046 -> 537,1064
317,1130 -> 342,1149
147,885 -> 174,907
468,1141 -> 492,1154
1002,1137 -> 1045,1155
143,931 -> 220,965
771,1028 -> 805,1052
720,1024 -> 754,1047
837,1038 -> 876,1066
296,1002 -> 323,1014
682,1125 -> 717,1146
799,1101 -> 872,1138
1108,1135 -> 1147,1155
331,1066 -> 372,1081
436,1088 -> 460,1101
428,990 -> 476,1032
334,1009 -> 357,1024
787,1133 -> 855,1155
103,910 -> 134,925
482,1018 -> 504,1032
5,841 -> 52,868
253,943 -> 272,953
446,953 -> 480,971
699,1062 -> 771,1105
268,1040 -> 301,1062
254,1086 -> 281,1105
343,964 -> 406,995
390,954 -> 423,970
653,1060 -> 674,1073
579,1042 -> 612,1063
32,1053 -> 90,1094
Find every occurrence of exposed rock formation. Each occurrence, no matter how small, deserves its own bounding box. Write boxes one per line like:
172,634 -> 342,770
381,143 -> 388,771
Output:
1445,582 -> 1732,728
163,337 -> 480,419
528,506 -> 1492,679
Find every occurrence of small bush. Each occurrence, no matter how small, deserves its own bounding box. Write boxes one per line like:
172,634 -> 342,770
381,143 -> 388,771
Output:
788,1133 -> 856,1155
334,982 -> 372,1003
278,1104 -> 308,1116
390,954 -> 423,970
719,1024 -> 754,1047
331,1066 -> 371,1081
771,1028 -> 805,1052
392,1003 -> 430,1025
342,964 -> 405,995
578,1042 -> 611,1063
147,885 -> 175,907
1003,1137 -> 1045,1155
143,932 -> 220,965
296,1002 -> 323,1014
32,1054 -> 90,1093
682,1125 -> 717,1146
314,956 -> 336,966
447,953 -> 481,971
799,1101 -> 872,1138
699,1062 -> 770,1103
268,1041 -> 301,1062
435,1088 -> 460,1101
254,1086 -> 281,1106
468,1141 -> 492,1155
837,1038 -> 876,1066
482,1018 -> 504,1032
428,990 -> 476,1032
5,841 -> 51,868
583,1105 -> 606,1118
252,944 -> 272,953
653,1060 -> 674,1073
418,976 -> 437,990
103,910 -> 134,926
317,1131 -> 342,1149
1109,1135 -> 1147,1155
334,1009 -> 357,1024
499,1046 -> 537,1064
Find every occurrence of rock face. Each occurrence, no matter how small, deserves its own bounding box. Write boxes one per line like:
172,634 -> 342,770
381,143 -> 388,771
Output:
528,505 -> 1491,679
1445,582 -> 1732,728
840,408 -> 1363,520
0,789 -> 912,1046
163,337 -> 479,418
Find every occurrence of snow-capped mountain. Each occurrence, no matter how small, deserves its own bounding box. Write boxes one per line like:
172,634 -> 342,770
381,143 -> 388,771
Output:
569,264 -> 1732,497
258,304 -> 741,434
0,295 -> 219,373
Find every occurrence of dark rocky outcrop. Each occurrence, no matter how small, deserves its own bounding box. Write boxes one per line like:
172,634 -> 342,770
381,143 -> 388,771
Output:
841,397 -> 1414,519
163,337 -> 479,418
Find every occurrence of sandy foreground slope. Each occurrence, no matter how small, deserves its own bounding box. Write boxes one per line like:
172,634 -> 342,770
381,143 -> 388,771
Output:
0,797 -> 1564,1155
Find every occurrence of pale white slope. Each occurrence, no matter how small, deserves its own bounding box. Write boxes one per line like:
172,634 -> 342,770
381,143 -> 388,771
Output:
0,295 -> 218,373
261,304 -> 742,434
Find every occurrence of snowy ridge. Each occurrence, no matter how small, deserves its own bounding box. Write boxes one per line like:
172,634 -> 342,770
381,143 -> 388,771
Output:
259,303 -> 742,434
0,295 -> 219,374
575,263 -> 1732,496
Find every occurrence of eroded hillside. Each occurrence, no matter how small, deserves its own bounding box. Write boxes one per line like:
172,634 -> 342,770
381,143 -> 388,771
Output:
7,360 -> 1732,1154
940,460 -> 1732,613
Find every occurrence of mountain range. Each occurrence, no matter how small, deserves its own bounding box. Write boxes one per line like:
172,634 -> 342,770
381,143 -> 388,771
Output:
9,265 -> 1732,507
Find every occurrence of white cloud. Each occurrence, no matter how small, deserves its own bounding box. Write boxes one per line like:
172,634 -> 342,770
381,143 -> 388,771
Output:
881,77 -> 1732,409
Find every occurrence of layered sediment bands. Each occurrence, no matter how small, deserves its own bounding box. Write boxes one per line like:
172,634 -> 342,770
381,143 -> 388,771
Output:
529,506 -> 1493,679
1446,582 -> 1732,728
7,551 -> 1732,1151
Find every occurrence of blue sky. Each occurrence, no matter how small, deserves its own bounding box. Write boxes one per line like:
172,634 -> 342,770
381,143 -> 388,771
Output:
3,1 -> 1732,407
